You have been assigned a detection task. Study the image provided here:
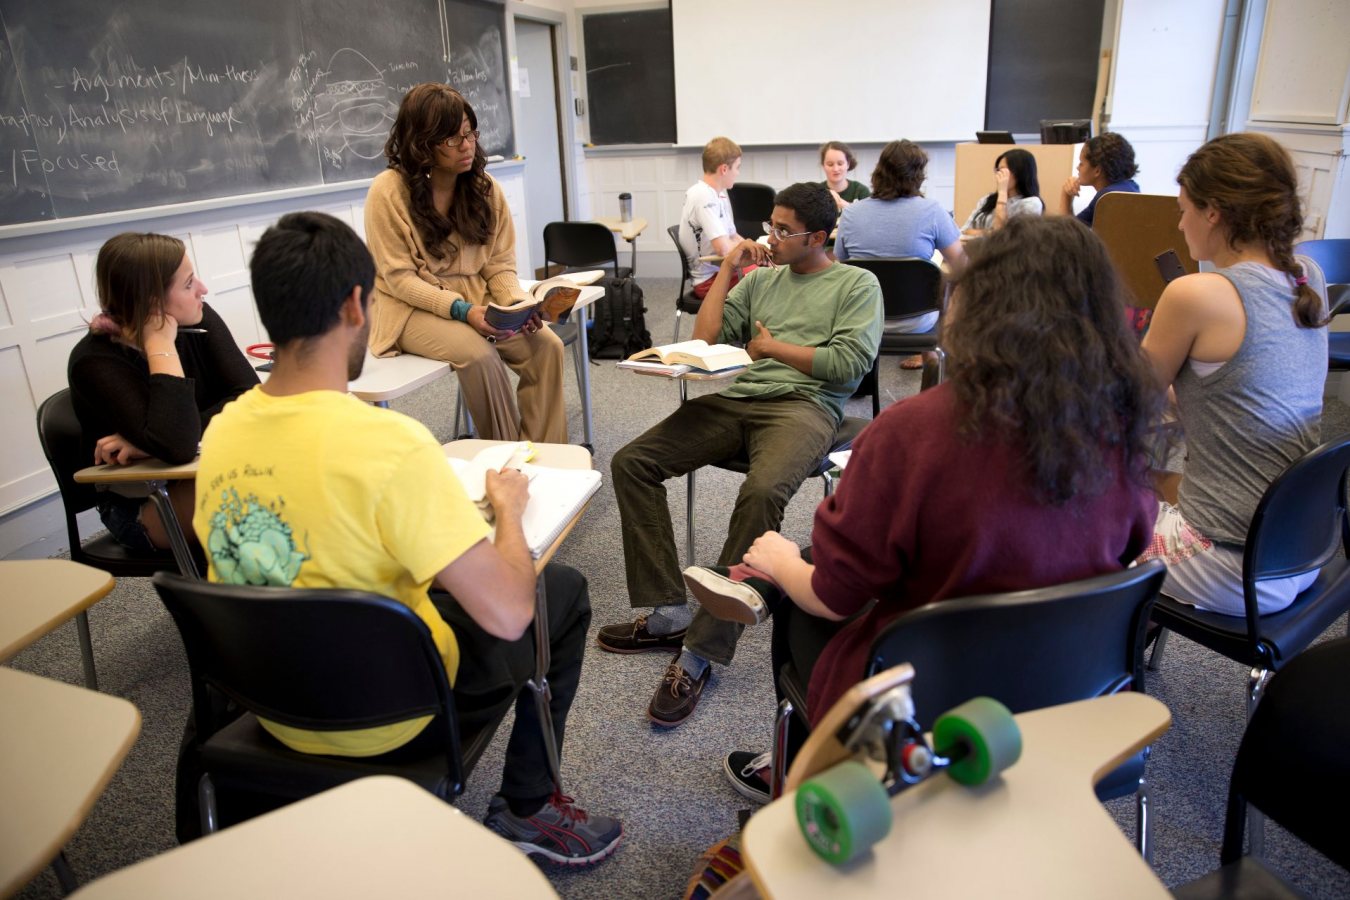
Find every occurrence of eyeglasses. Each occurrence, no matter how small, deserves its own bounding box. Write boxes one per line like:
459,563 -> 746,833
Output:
441,130 -> 481,150
762,221 -> 812,241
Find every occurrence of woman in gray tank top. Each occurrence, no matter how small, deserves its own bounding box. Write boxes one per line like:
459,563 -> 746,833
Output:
1139,132 -> 1329,616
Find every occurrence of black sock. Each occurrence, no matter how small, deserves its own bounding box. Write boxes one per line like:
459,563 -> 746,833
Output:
506,793 -> 551,817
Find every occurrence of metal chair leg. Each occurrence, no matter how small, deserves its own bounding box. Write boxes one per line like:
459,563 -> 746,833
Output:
1136,773 -> 1152,864
1147,628 -> 1170,671
75,610 -> 98,691
673,308 -> 683,343
198,774 -> 219,835
685,469 -> 697,568
525,574 -> 564,795
52,851 -> 78,894
770,698 -> 794,800
1244,665 -> 1273,858
453,391 -> 477,439
147,480 -> 200,579
573,307 -> 595,451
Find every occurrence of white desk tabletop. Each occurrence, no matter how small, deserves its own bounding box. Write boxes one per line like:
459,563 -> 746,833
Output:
74,457 -> 198,484
70,776 -> 558,899
0,560 -> 115,662
743,693 -> 1171,899
594,215 -> 648,241
0,667 -> 140,897
348,351 -> 452,403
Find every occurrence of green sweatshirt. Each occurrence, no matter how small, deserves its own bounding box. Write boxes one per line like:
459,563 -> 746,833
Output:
716,262 -> 882,423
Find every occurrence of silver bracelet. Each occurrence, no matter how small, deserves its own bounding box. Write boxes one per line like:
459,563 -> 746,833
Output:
147,351 -> 177,358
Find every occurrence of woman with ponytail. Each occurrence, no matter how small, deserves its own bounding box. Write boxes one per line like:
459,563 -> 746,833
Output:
68,233 -> 257,551
1139,132 -> 1329,615
363,83 -> 566,443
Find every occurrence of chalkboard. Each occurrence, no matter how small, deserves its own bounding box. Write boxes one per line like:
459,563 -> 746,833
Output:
985,0 -> 1107,133
0,0 -> 515,228
582,8 -> 675,146
444,0 -> 514,159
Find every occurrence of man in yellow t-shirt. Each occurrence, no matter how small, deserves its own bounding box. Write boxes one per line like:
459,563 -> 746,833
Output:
189,211 -> 621,866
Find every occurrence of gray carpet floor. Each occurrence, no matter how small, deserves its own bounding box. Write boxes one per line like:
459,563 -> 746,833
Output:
12,278 -> 1350,898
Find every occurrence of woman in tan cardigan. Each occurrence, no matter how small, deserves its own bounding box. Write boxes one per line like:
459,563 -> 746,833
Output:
365,83 -> 567,442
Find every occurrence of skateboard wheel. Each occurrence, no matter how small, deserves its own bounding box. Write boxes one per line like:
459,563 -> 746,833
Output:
933,696 -> 1021,786
795,760 -> 891,865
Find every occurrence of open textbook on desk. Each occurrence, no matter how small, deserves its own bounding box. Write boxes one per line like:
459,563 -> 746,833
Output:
617,340 -> 752,376
446,442 -> 601,559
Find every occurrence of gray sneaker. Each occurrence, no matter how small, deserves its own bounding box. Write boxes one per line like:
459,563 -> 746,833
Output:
484,792 -> 623,867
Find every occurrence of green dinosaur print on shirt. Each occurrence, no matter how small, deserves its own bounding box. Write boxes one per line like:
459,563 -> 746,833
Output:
207,487 -> 307,585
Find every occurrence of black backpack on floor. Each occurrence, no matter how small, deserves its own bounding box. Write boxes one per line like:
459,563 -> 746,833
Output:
588,275 -> 651,360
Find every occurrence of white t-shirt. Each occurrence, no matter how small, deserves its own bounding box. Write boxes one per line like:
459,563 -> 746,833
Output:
679,180 -> 735,284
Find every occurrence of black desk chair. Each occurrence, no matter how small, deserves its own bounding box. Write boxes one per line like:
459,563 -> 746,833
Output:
1148,434 -> 1350,720
1173,636 -> 1350,899
727,182 -> 776,243
841,257 -> 947,390
153,572 -> 503,834
775,559 -> 1168,860
1296,239 -> 1350,371
35,388 -> 186,689
542,221 -> 631,281
667,224 -> 703,342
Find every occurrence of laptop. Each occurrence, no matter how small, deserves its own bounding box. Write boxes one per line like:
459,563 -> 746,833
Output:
976,131 -> 1015,144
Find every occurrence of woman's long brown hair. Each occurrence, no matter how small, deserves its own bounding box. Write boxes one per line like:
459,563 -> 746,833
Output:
383,83 -> 494,255
94,232 -> 186,348
944,216 -> 1161,505
1177,132 -> 1325,328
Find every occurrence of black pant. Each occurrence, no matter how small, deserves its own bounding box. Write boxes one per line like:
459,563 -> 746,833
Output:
430,563 -> 591,803
175,564 -> 590,841
765,548 -> 853,766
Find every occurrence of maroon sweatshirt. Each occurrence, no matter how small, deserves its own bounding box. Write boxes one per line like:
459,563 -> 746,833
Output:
806,382 -> 1156,723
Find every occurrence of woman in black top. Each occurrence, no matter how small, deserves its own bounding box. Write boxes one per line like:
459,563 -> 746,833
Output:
68,232 -> 258,551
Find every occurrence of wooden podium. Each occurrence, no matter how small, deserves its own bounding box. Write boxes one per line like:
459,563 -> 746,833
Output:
953,142 -> 1082,226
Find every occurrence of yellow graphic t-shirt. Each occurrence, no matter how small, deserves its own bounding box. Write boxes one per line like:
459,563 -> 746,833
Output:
193,387 -> 490,756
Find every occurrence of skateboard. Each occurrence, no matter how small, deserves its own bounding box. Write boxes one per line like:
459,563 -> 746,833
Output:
785,664 -> 1022,866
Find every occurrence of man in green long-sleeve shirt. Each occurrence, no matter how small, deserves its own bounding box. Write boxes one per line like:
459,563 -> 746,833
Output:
597,182 -> 882,727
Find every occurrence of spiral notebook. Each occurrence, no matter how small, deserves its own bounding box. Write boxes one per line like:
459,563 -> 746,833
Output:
448,456 -> 601,558
517,464 -> 602,558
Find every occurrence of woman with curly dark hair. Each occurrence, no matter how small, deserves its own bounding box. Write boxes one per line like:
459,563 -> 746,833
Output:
683,215 -> 1160,796
1059,131 -> 1140,227
364,83 -> 566,442
1138,132 -> 1328,616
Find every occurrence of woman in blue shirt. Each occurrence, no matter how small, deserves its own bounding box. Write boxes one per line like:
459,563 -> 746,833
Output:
1059,132 -> 1140,227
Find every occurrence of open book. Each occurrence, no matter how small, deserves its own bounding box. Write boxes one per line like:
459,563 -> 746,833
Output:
620,340 -> 752,373
446,443 -> 602,559
484,270 -> 604,332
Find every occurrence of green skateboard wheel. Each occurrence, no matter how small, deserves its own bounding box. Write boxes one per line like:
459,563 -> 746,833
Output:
795,760 -> 892,865
933,696 -> 1022,786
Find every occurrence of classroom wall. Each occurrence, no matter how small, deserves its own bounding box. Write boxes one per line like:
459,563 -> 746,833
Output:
1104,0 -> 1226,193
1237,0 -> 1350,241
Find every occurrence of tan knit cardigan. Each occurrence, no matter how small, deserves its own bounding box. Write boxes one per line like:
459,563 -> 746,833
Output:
364,169 -> 528,357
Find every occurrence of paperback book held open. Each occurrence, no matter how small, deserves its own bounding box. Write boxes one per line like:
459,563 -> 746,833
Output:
446,442 -> 602,559
484,270 -> 604,333
620,340 -> 752,373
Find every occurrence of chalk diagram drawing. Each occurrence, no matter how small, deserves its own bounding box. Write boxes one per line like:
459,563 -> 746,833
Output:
310,48 -> 397,170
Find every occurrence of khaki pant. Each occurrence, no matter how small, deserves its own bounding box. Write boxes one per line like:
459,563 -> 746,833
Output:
399,310 -> 568,443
